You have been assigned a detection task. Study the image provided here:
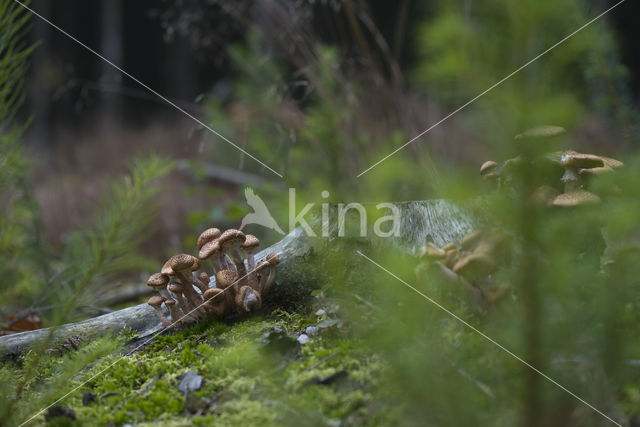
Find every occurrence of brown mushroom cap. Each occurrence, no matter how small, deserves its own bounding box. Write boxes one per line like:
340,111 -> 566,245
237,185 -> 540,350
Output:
552,189 -> 601,207
460,230 -> 485,252
168,254 -> 198,272
216,269 -> 239,289
480,161 -> 499,179
578,165 -> 614,176
218,229 -> 246,250
601,156 -> 623,169
168,283 -> 184,294
453,253 -> 497,279
255,260 -> 270,273
148,295 -> 164,308
203,287 -> 223,301
422,243 -> 446,260
444,249 -> 461,269
442,242 -> 457,252
514,125 -> 566,140
164,298 -> 177,307
199,239 -> 221,260
197,228 -> 221,250
160,260 -> 174,276
242,234 -> 260,250
546,150 -> 604,169
147,273 -> 169,288
198,271 -> 210,284
266,253 -> 280,265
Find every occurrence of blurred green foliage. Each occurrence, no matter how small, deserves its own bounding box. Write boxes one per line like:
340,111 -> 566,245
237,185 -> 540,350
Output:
0,0 -> 45,307
414,0 -> 639,154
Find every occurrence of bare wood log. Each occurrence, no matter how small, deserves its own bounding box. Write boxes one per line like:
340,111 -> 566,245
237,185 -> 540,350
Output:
0,199 -> 489,357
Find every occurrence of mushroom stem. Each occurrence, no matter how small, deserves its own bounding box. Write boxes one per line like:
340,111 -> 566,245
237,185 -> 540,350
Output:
153,286 -> 171,300
208,257 -> 223,273
262,266 -> 277,294
192,272 -> 209,293
223,254 -> 235,270
247,263 -> 260,291
433,261 -> 485,307
203,288 -> 226,318
176,271 -> 204,307
169,284 -> 200,322
225,248 -> 249,289
246,252 -> 256,272
164,299 -> 184,324
148,296 -> 172,327
153,307 -> 172,327
561,168 -> 580,192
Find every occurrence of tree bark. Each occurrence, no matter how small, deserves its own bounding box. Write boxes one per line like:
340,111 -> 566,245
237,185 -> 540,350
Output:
0,199 -> 489,357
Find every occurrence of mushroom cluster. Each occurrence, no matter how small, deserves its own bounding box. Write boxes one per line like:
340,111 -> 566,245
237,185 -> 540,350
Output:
481,126 -> 624,207
416,229 -> 511,305
146,228 -> 280,327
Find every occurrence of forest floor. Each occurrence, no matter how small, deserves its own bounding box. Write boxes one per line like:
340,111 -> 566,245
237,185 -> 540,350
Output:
17,299 -> 395,426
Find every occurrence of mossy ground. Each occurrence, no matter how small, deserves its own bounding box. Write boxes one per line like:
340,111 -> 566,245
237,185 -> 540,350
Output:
14,303 -> 396,426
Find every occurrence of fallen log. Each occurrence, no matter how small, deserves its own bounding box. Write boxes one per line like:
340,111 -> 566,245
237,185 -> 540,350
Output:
0,199 -> 489,357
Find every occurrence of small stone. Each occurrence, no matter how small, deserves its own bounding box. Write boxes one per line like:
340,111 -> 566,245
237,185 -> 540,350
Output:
297,334 -> 309,344
178,371 -> 203,394
315,309 -> 326,317
305,326 -> 318,337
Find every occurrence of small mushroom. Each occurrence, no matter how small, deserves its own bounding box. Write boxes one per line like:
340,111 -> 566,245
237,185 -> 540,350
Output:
600,156 -> 624,169
420,243 -> 446,262
255,254 -> 279,295
218,229 -> 248,285
148,296 -> 171,327
164,298 -> 185,325
242,235 -> 260,270
197,271 -> 210,289
432,261 -> 484,307
442,242 -> 457,252
147,273 -> 171,300
444,249 -> 461,270
199,239 -> 225,272
255,261 -> 271,294
514,125 -> 566,141
578,165 -> 613,176
460,230 -> 485,252
263,253 -> 280,294
480,161 -> 499,181
203,288 -> 226,318
546,150 -> 605,192
242,234 -> 261,289
168,283 -> 199,321
472,228 -> 510,263
551,189 -> 601,207
215,269 -> 240,309
235,286 -> 262,313
197,228 -> 221,250
452,253 -> 497,281
164,254 -> 203,307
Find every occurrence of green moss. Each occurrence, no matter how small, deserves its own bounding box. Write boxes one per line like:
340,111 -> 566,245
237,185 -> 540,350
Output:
10,307 -> 394,426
